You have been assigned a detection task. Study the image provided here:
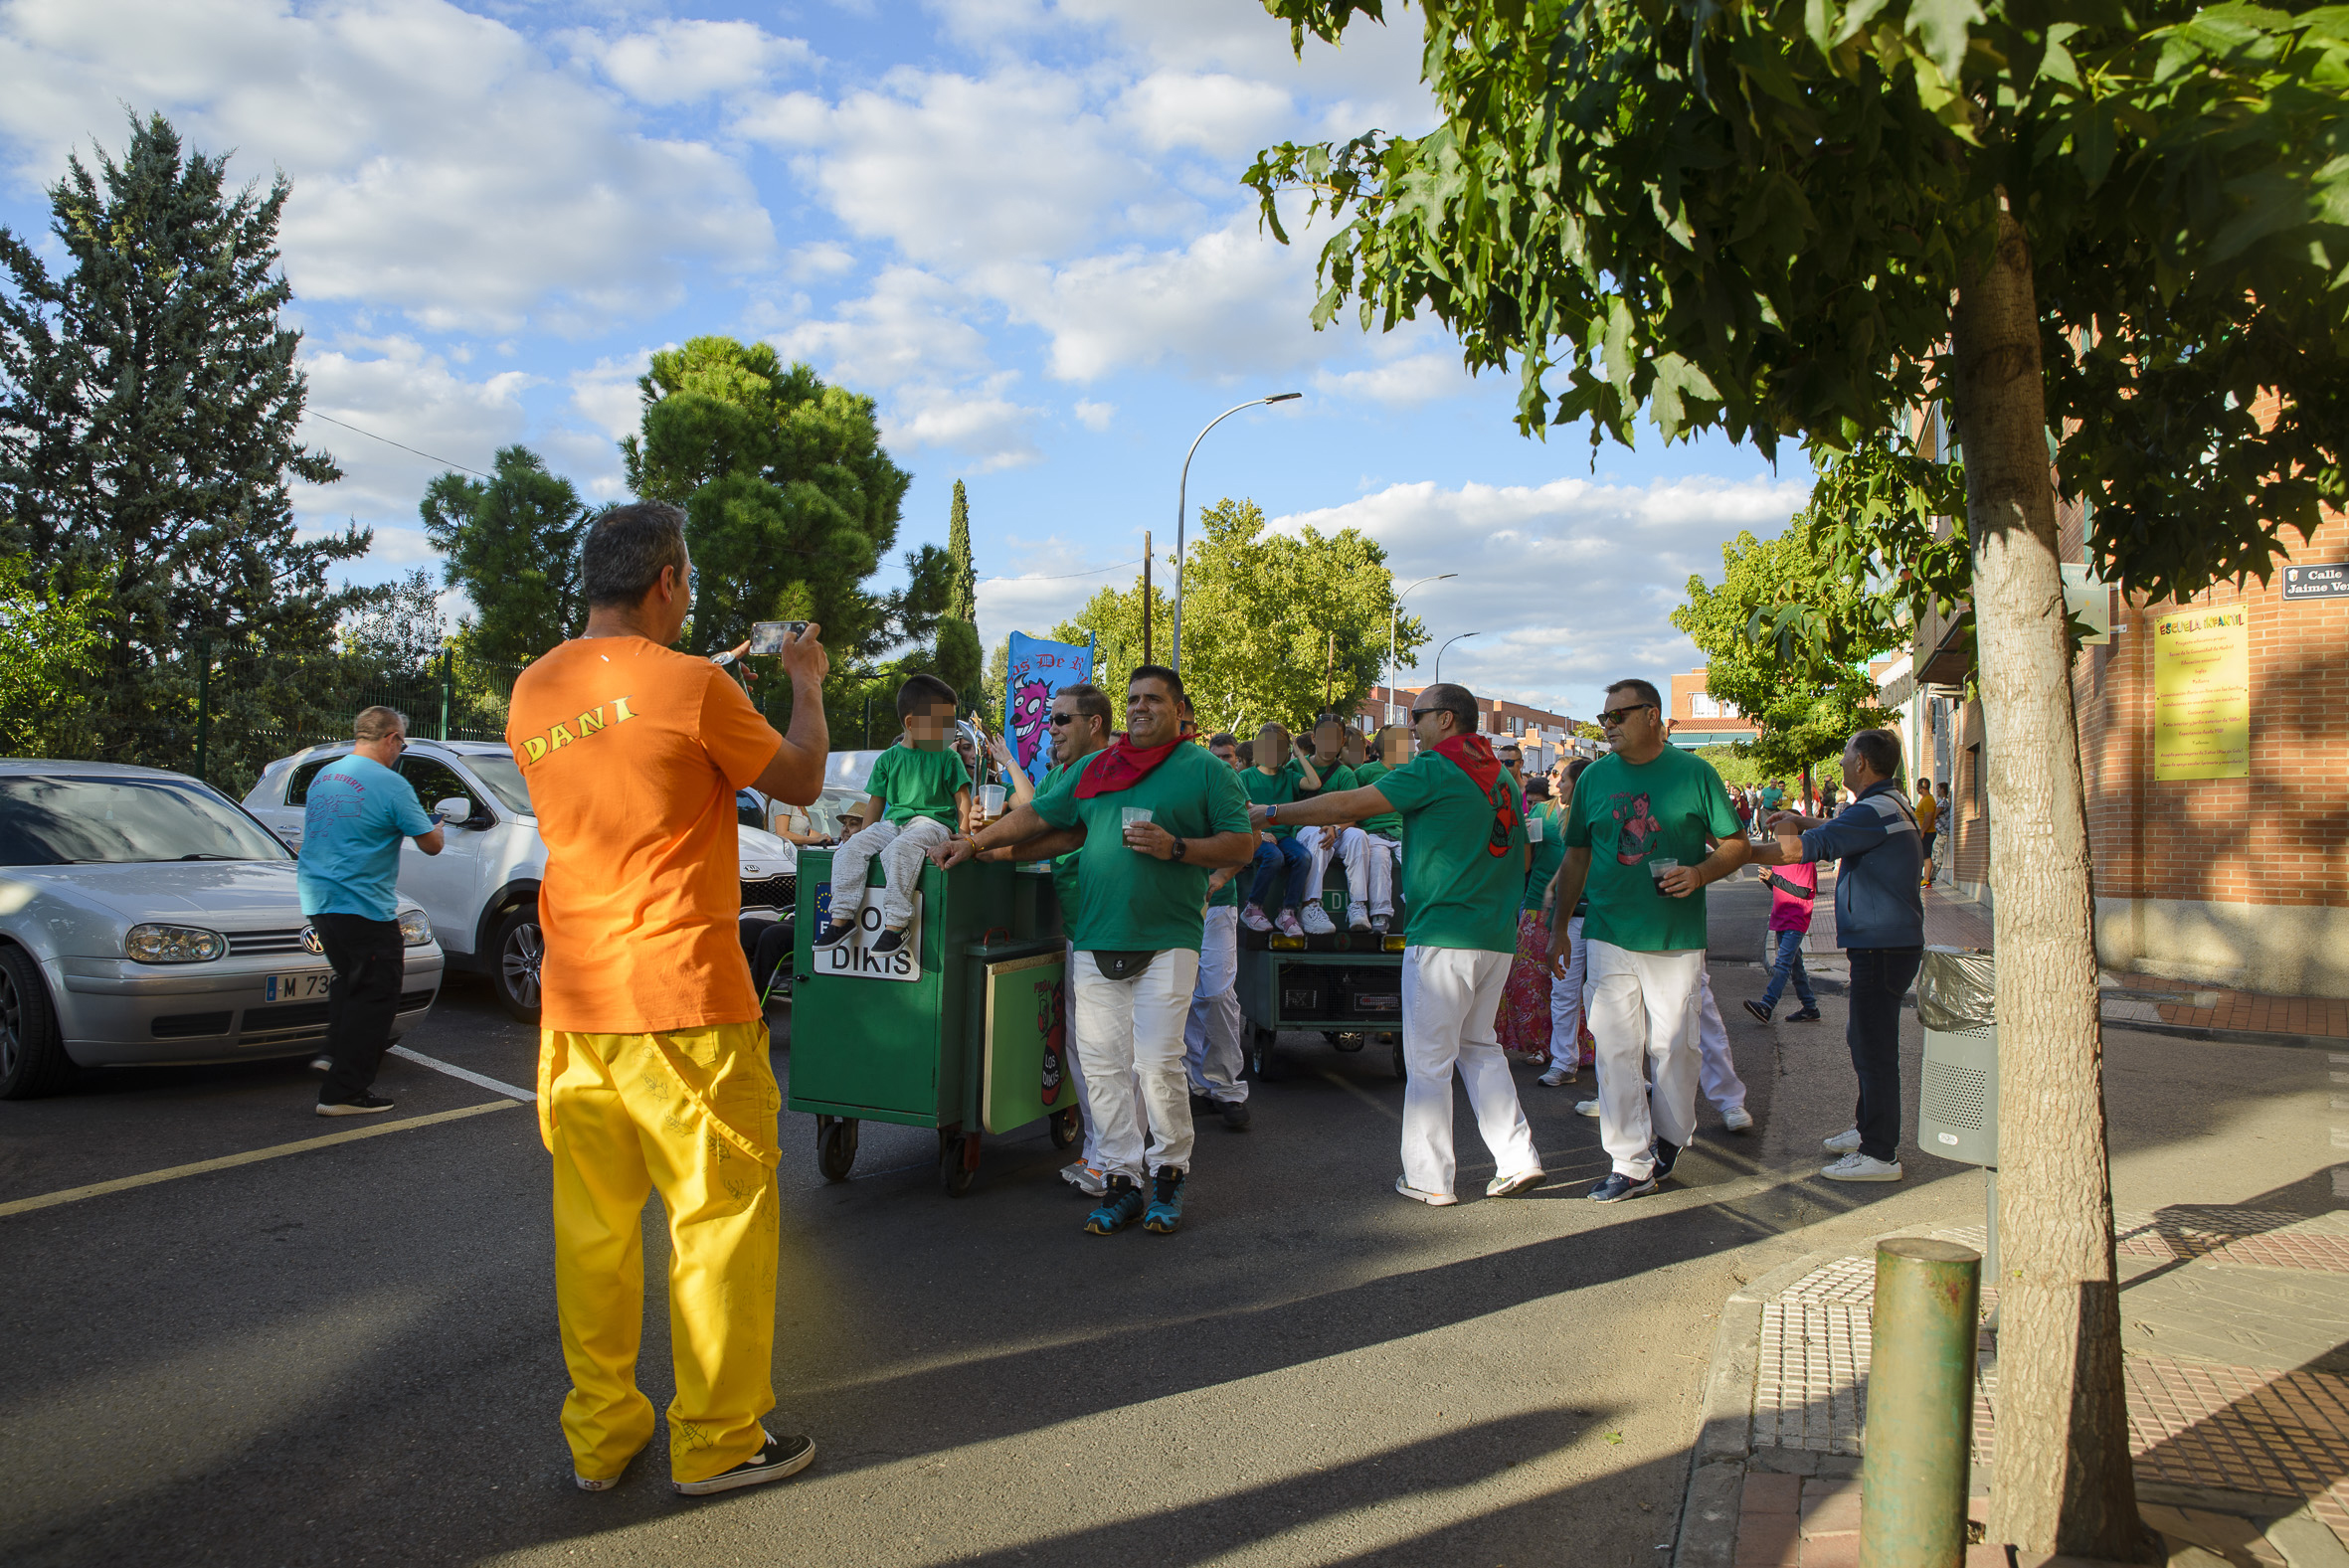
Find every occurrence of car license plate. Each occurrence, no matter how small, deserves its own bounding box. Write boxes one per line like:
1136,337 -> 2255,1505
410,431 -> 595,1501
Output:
265,971 -> 331,1003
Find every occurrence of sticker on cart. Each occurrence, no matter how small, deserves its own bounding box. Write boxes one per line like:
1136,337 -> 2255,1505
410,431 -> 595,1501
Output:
811,888 -> 923,982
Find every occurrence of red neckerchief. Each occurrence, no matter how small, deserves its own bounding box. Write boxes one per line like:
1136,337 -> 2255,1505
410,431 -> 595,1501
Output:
1074,732 -> 1182,798
1433,734 -> 1517,858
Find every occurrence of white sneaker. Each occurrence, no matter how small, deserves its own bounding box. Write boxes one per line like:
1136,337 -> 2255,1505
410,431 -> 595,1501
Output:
1487,1168 -> 1544,1198
1060,1162 -> 1106,1196
1300,903 -> 1338,936
1722,1106 -> 1754,1132
1822,1129 -> 1863,1152
1820,1152 -> 1902,1182
1239,904 -> 1273,934
1395,1175 -> 1458,1206
1575,1099 -> 1601,1119
1348,902 -> 1371,932
1275,909 -> 1306,938
1537,1065 -> 1577,1088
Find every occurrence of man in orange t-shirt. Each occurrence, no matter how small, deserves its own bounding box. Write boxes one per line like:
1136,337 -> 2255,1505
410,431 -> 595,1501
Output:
507,501 -> 827,1498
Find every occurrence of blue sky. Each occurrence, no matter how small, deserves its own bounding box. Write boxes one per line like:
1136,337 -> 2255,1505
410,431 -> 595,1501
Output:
0,0 -> 1809,720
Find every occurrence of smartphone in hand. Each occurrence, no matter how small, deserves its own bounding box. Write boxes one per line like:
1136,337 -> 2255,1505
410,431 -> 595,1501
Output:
749,620 -> 810,655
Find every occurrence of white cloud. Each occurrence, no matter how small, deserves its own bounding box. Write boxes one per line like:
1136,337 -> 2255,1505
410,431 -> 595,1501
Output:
0,0 -> 775,333
567,19 -> 811,106
772,266 -> 995,390
1073,399 -> 1115,431
883,385 -> 1042,472
975,539 -> 1147,653
568,351 -> 655,442
1118,70 -> 1294,155
1313,351 -> 1474,408
1271,473 -> 1813,718
294,337 -> 532,526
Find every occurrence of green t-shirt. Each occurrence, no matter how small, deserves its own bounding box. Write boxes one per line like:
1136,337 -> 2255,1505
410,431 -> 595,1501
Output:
1564,747 -> 1742,952
1239,760 -> 1306,838
1524,800 -> 1567,913
1760,785 -> 1785,810
1302,759 -> 1355,797
1370,752 -> 1527,954
1033,744 -> 1253,952
1353,760 -> 1403,837
1039,759 -> 1085,922
866,743 -> 967,826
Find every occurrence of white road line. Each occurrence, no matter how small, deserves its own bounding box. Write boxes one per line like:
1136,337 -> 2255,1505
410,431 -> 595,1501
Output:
0,1100 -> 524,1219
1316,1067 -> 1403,1123
389,1045 -> 535,1102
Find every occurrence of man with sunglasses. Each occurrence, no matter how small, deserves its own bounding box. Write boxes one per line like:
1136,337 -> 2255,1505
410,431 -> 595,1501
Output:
1546,679 -> 1748,1201
1249,683 -> 1542,1206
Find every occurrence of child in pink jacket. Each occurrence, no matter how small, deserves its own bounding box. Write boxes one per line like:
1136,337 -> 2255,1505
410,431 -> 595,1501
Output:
1743,859 -> 1822,1023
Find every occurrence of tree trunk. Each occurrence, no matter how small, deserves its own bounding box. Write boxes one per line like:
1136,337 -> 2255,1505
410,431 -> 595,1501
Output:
1955,200 -> 2148,1561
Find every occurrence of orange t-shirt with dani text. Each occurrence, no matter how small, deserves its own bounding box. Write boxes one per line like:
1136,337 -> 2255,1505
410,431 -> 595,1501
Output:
506,636 -> 783,1033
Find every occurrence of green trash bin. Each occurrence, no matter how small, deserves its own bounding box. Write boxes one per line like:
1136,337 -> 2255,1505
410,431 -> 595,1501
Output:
786,849 -> 1079,1195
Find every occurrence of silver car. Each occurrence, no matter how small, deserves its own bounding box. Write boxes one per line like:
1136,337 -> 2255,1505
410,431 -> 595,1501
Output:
0,760 -> 445,1099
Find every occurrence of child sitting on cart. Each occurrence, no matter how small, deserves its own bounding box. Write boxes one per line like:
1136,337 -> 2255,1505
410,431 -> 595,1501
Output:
813,674 -> 970,956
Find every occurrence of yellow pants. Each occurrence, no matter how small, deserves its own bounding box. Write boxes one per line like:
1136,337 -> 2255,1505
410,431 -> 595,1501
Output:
539,1021 -> 782,1485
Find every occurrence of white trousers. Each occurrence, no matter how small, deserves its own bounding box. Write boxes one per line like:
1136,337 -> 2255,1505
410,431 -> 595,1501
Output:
1584,940 -> 1706,1178
1400,946 -> 1541,1197
825,815 -> 951,931
1550,914 -> 1587,1061
1696,967 -> 1746,1114
1183,906 -> 1248,1103
1070,949 -> 1200,1180
1299,825 -> 1396,915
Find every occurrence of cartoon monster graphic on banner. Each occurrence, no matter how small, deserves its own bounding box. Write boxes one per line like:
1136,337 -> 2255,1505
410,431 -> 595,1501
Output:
1003,630 -> 1097,788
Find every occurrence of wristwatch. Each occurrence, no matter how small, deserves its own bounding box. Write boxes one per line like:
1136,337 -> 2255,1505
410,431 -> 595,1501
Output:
1170,836 -> 1187,861
1265,802 -> 1279,823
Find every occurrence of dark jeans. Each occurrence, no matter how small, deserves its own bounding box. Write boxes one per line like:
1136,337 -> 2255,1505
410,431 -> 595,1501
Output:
739,917 -> 795,1001
1247,835 -> 1311,911
1848,946 -> 1923,1162
1759,928 -> 1818,1012
314,913 -> 406,1104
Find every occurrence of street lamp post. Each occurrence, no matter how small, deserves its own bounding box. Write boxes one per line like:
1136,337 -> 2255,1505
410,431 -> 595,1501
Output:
1172,392 -> 1303,670
1386,572 -> 1457,722
1432,631 -> 1480,686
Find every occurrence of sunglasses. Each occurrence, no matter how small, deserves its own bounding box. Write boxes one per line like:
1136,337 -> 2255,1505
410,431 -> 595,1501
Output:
1597,704 -> 1656,727
1048,711 -> 1078,726
1409,708 -> 1437,723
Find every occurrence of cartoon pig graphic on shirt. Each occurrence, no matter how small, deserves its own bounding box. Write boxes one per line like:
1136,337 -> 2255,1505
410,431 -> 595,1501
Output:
1612,792 -> 1661,866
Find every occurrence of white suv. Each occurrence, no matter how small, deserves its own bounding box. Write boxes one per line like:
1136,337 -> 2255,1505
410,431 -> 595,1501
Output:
244,741 -> 797,1020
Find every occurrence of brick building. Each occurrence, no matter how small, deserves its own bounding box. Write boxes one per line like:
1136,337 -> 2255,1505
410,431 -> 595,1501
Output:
1668,669 -> 1760,748
1357,684 -> 1591,772
1878,397 -> 2349,997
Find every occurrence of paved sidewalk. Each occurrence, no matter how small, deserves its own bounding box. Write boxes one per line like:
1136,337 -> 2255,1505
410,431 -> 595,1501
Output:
1680,1205 -> 2349,1568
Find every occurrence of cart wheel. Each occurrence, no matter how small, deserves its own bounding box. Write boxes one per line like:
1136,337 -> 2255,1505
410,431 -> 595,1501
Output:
1048,1105 -> 1079,1148
1332,1031 -> 1365,1053
1385,1032 -> 1407,1081
1248,1025 -> 1283,1083
939,1131 -> 979,1197
816,1117 -> 858,1182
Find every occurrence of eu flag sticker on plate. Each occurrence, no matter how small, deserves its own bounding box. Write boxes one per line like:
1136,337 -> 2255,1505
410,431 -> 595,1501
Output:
266,975 -> 278,1002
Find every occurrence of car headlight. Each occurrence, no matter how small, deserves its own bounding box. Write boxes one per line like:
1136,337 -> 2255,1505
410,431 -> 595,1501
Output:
398,909 -> 435,948
125,923 -> 227,963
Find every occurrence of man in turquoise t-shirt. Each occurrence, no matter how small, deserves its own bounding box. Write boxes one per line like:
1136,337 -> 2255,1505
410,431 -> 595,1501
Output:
817,674 -> 971,953
939,666 -> 1253,1236
1252,684 -> 1542,1206
297,705 -> 444,1116
1547,679 -> 1749,1202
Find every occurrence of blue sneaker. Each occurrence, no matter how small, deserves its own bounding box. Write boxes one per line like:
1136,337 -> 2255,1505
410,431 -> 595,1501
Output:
1651,1136 -> 1681,1181
1143,1165 -> 1186,1233
1588,1171 -> 1659,1203
1085,1175 -> 1145,1234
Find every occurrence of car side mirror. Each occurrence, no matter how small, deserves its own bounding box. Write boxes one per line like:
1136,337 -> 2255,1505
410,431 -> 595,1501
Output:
434,796 -> 477,828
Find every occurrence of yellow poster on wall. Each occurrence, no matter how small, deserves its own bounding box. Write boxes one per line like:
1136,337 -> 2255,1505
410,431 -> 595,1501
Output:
2153,606 -> 2250,781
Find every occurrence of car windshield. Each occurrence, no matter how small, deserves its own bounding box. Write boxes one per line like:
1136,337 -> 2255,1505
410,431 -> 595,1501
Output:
804,787 -> 866,840
0,776 -> 291,866
463,752 -> 533,816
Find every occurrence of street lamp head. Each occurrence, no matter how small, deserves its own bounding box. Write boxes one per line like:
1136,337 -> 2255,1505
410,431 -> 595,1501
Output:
1263,392 -> 1303,404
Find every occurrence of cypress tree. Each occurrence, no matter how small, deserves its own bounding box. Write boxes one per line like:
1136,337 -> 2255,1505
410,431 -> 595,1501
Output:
946,479 -> 977,622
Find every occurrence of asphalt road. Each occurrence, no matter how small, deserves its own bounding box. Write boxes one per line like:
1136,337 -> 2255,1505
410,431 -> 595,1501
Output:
1,872 -> 2322,1568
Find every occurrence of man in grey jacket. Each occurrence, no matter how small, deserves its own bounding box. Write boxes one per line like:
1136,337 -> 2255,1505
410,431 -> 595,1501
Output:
1753,729 -> 1924,1182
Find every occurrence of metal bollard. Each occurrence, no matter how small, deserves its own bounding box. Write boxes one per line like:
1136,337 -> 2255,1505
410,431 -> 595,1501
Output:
1861,1237 -> 1982,1568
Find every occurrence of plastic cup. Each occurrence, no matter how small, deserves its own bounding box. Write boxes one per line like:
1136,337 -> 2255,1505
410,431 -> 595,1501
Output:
1121,806 -> 1154,830
1649,856 -> 1680,893
980,784 -> 1005,818
1526,813 -> 1544,842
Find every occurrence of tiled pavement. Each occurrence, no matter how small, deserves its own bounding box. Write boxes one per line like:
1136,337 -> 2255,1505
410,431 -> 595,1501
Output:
1709,1206 -> 2349,1567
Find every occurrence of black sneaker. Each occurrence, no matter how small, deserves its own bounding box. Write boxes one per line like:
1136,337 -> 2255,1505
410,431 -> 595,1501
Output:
672,1430 -> 815,1495
811,922 -> 855,949
1085,1175 -> 1145,1235
316,1093 -> 395,1117
1587,1171 -> 1658,1202
870,927 -> 906,955
1651,1136 -> 1681,1180
1787,1007 -> 1823,1023
1218,1098 -> 1251,1131
1741,999 -> 1773,1025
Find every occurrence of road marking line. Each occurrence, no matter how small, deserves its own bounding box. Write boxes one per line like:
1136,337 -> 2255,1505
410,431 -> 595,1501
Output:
0,1100 -> 523,1219
390,1045 -> 535,1101
1316,1067 -> 1402,1123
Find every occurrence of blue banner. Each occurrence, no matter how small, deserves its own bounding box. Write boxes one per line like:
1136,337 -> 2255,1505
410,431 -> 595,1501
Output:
1004,630 -> 1096,787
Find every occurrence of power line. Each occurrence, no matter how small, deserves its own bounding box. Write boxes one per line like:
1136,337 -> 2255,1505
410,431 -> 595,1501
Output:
980,558 -> 1142,585
305,412 -> 493,479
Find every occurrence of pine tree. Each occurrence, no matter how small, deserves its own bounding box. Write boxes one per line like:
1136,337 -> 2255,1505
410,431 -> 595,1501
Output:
0,111 -> 362,781
420,446 -> 592,667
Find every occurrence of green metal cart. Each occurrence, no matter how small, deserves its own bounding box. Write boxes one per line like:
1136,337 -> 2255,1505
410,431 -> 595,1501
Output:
786,849 -> 1078,1195
1235,869 -> 1409,1082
